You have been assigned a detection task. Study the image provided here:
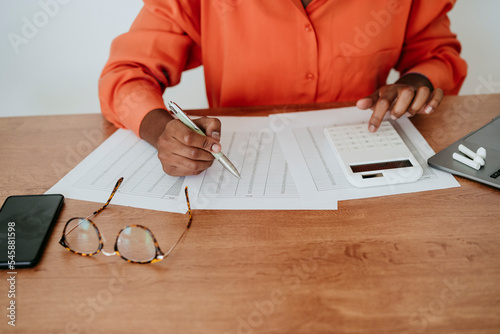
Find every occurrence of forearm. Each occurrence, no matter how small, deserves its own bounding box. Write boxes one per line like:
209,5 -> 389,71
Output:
98,2 -> 200,136
395,0 -> 467,94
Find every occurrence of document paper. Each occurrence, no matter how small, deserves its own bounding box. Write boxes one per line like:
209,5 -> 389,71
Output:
47,116 -> 338,213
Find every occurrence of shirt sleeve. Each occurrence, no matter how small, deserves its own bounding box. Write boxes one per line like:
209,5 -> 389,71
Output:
98,0 -> 201,136
395,0 -> 467,94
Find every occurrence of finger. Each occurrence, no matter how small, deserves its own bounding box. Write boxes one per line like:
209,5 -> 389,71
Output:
159,152 -> 215,176
157,134 -> 215,176
369,88 -> 398,132
391,87 -> 416,119
174,119 -> 221,154
158,135 -> 214,166
356,91 -> 379,110
162,120 -> 216,160
422,88 -> 444,115
409,86 -> 431,115
194,117 -> 222,140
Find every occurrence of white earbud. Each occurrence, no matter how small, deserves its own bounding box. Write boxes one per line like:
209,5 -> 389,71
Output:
474,156 -> 485,166
458,144 -> 485,166
452,152 -> 480,170
476,147 -> 487,159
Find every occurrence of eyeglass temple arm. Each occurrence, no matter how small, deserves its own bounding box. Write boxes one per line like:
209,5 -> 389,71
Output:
184,187 -> 192,229
158,187 -> 193,261
86,177 -> 124,220
161,228 -> 190,259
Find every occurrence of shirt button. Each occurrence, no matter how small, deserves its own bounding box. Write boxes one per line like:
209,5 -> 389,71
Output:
306,73 -> 315,80
305,24 -> 312,32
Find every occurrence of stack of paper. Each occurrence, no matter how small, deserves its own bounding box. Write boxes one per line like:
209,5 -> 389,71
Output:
47,107 -> 458,212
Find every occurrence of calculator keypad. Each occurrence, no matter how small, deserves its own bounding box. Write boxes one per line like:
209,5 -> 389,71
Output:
325,122 -> 405,153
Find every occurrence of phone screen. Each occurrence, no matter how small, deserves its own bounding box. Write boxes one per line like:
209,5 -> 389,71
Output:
0,194 -> 64,269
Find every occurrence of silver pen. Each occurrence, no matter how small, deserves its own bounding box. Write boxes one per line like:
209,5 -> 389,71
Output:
167,101 -> 241,179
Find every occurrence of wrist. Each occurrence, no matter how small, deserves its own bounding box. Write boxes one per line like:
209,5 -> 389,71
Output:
396,73 -> 434,91
139,108 -> 174,148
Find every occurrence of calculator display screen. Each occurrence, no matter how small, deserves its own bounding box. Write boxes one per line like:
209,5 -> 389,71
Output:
351,160 -> 413,173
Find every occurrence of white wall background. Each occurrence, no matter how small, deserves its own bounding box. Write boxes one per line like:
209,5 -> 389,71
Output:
1,0 -> 499,118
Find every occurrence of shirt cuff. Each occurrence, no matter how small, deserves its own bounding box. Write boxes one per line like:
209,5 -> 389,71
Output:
110,81 -> 167,137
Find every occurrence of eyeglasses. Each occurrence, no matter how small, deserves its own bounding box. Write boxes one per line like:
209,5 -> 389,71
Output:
59,177 -> 192,264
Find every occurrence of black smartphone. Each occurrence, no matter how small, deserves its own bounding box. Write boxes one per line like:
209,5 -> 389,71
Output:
0,194 -> 64,269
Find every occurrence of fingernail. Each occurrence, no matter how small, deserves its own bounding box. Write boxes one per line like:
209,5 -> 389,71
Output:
425,105 -> 434,114
211,131 -> 220,140
404,112 -> 412,118
369,124 -> 377,133
211,143 -> 221,153
390,114 -> 397,120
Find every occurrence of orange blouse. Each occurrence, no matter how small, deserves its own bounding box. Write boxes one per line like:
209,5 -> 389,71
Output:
99,0 -> 467,136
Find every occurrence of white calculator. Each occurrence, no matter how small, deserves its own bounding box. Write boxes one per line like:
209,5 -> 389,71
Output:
324,121 -> 423,187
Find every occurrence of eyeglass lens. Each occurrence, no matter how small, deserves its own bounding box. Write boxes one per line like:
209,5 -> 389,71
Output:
116,226 -> 157,262
65,218 -> 100,254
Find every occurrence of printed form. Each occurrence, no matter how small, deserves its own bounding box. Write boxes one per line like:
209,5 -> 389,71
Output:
47,116 -> 337,213
185,117 -> 336,209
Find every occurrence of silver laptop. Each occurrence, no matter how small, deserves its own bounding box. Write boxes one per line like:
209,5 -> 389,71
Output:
428,115 -> 500,189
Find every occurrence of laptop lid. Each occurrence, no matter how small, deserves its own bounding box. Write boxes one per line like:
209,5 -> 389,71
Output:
427,115 -> 500,189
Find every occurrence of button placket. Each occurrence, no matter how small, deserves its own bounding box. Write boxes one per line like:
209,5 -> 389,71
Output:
301,19 -> 318,101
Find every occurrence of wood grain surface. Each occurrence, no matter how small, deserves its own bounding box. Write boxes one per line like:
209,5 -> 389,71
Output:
0,95 -> 499,334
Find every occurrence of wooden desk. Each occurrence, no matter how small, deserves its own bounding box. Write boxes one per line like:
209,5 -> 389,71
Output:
1,95 -> 499,334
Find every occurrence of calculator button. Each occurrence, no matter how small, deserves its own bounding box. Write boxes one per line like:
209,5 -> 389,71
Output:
387,135 -> 401,142
364,144 -> 377,150
374,139 -> 389,144
349,145 -> 363,152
